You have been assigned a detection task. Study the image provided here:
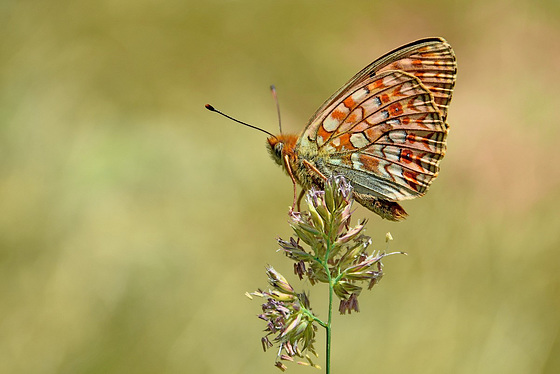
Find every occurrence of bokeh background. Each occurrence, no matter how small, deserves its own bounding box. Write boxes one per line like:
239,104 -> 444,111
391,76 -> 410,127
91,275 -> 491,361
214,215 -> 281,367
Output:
2,0 -> 559,373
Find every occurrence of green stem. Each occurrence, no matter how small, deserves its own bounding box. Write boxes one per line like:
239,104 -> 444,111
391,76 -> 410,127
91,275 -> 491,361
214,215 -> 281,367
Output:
326,276 -> 333,374
323,238 -> 334,374
303,309 -> 327,328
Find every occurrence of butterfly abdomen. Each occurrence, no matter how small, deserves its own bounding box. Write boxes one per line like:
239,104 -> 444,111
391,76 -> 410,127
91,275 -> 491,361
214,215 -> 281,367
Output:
353,192 -> 408,221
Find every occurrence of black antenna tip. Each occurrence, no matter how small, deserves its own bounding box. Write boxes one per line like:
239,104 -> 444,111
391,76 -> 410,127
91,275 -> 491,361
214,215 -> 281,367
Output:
205,104 -> 216,111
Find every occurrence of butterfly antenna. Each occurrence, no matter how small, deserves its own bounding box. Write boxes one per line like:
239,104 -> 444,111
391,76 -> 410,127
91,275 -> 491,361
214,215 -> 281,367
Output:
205,104 -> 277,138
270,85 -> 282,134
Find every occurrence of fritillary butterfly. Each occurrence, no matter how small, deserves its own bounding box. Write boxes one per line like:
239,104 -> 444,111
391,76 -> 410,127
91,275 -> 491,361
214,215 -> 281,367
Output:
207,37 -> 457,220
266,37 -> 456,220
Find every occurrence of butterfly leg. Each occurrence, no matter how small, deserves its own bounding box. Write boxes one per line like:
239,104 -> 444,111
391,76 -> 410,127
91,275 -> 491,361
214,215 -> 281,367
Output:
284,155 -> 299,212
302,160 -> 327,182
296,189 -> 306,212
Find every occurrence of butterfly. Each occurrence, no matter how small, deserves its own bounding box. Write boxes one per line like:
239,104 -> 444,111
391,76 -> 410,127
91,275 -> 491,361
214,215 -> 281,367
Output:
207,37 -> 456,220
265,37 -> 456,221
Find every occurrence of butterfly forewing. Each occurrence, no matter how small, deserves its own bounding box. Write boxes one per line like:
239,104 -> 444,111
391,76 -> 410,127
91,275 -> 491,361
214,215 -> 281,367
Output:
296,38 -> 456,203
300,38 -> 455,145
376,41 -> 456,121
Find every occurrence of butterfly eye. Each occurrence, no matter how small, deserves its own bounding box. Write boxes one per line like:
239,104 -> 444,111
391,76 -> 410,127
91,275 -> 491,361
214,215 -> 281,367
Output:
274,142 -> 284,159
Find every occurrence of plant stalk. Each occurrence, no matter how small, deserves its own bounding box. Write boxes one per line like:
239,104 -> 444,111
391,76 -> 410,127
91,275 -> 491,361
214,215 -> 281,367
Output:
324,238 -> 334,374
326,276 -> 333,374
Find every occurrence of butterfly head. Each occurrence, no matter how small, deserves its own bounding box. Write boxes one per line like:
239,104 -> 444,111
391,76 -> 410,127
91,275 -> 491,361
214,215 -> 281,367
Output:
267,134 -> 298,167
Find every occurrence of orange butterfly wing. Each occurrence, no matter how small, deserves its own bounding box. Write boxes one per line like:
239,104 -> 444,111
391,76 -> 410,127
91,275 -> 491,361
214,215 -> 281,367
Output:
296,37 -> 456,203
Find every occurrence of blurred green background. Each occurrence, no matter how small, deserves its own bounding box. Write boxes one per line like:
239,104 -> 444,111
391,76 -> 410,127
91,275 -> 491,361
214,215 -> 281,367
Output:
2,0 -> 559,373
